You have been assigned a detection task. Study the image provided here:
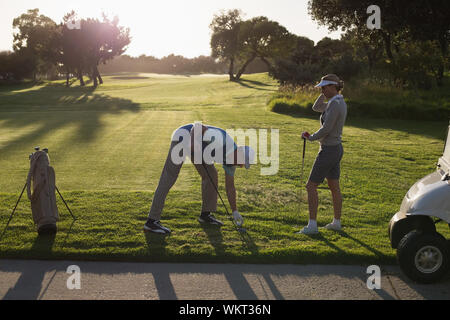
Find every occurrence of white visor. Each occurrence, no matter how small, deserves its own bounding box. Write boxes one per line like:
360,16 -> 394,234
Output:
314,80 -> 338,88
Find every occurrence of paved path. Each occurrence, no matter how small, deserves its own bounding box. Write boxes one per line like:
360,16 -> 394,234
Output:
0,259 -> 449,300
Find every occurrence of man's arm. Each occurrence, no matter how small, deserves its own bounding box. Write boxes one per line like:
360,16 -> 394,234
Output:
225,173 -> 237,212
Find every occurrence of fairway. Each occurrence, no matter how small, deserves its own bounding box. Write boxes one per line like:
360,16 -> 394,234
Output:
0,73 -> 448,264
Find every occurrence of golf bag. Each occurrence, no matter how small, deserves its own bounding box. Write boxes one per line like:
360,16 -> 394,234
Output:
26,150 -> 59,235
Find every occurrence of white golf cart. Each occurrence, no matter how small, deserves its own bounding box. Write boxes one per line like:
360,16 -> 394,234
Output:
389,122 -> 450,283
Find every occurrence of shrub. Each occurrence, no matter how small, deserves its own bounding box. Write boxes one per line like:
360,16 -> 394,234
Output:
269,80 -> 450,121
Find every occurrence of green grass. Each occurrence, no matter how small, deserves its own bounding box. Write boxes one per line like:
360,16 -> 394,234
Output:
0,72 -> 449,264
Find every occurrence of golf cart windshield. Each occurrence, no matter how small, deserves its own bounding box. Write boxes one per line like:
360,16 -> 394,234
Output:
438,124 -> 450,173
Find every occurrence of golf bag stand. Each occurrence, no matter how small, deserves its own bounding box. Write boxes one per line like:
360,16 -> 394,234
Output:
3,181 -> 76,235
2,182 -> 27,236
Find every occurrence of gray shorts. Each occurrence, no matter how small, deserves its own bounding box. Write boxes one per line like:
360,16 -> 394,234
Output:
309,144 -> 344,184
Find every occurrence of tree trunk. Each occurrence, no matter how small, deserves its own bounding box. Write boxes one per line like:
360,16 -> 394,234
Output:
78,69 -> 85,86
379,30 -> 394,61
235,55 -> 257,80
66,72 -> 70,87
92,68 -> 98,87
228,58 -> 236,81
436,35 -> 447,87
96,65 -> 103,84
436,64 -> 444,87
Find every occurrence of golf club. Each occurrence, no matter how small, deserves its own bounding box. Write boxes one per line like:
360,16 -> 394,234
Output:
300,137 -> 306,200
201,162 -> 246,233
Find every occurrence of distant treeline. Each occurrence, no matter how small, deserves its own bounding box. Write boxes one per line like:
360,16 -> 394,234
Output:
98,54 -> 269,75
0,8 -> 130,86
1,1 -> 448,90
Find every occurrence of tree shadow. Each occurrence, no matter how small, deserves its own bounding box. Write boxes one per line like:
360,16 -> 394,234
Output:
111,76 -> 151,80
273,110 -> 448,140
0,82 -> 140,153
235,79 -> 276,91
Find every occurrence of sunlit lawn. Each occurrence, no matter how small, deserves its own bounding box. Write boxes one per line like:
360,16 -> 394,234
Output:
0,73 -> 448,264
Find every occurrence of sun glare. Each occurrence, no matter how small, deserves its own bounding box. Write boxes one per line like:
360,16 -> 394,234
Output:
2,0 -> 341,58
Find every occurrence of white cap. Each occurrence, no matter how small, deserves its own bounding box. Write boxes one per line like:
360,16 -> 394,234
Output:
314,79 -> 338,88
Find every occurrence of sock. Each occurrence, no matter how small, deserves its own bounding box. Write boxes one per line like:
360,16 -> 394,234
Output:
307,219 -> 317,229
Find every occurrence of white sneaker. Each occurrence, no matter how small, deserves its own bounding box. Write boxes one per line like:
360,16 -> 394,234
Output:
295,225 -> 319,235
324,222 -> 341,231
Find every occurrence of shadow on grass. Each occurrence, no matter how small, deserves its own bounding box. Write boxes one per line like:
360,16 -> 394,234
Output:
237,228 -> 259,255
111,76 -> 151,80
60,219 -> 77,248
273,110 -> 448,140
144,231 -> 169,256
339,230 -> 388,260
200,223 -> 225,255
299,230 -> 391,264
0,82 -> 140,153
200,220 -> 259,256
236,78 -> 276,92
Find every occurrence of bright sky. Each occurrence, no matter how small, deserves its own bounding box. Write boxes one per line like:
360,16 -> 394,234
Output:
0,0 -> 342,58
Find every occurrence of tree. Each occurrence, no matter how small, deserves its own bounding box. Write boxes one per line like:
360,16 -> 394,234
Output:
60,12 -> 131,86
12,8 -> 60,80
308,0 -> 450,86
78,15 -> 131,86
399,0 -> 450,85
236,16 -> 296,79
210,10 -> 296,81
61,11 -> 86,86
341,28 -> 384,71
270,35 -> 361,86
210,9 -> 243,81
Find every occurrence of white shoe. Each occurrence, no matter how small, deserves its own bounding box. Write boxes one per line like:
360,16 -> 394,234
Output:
324,222 -> 341,231
295,225 -> 319,235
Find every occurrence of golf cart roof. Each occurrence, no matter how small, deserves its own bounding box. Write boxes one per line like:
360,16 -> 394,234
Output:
438,123 -> 450,174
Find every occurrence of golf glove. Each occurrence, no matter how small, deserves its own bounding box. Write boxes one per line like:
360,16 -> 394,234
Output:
232,210 -> 244,227
301,131 -> 310,139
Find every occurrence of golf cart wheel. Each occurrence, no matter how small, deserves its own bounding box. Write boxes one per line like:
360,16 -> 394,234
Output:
397,230 -> 449,284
